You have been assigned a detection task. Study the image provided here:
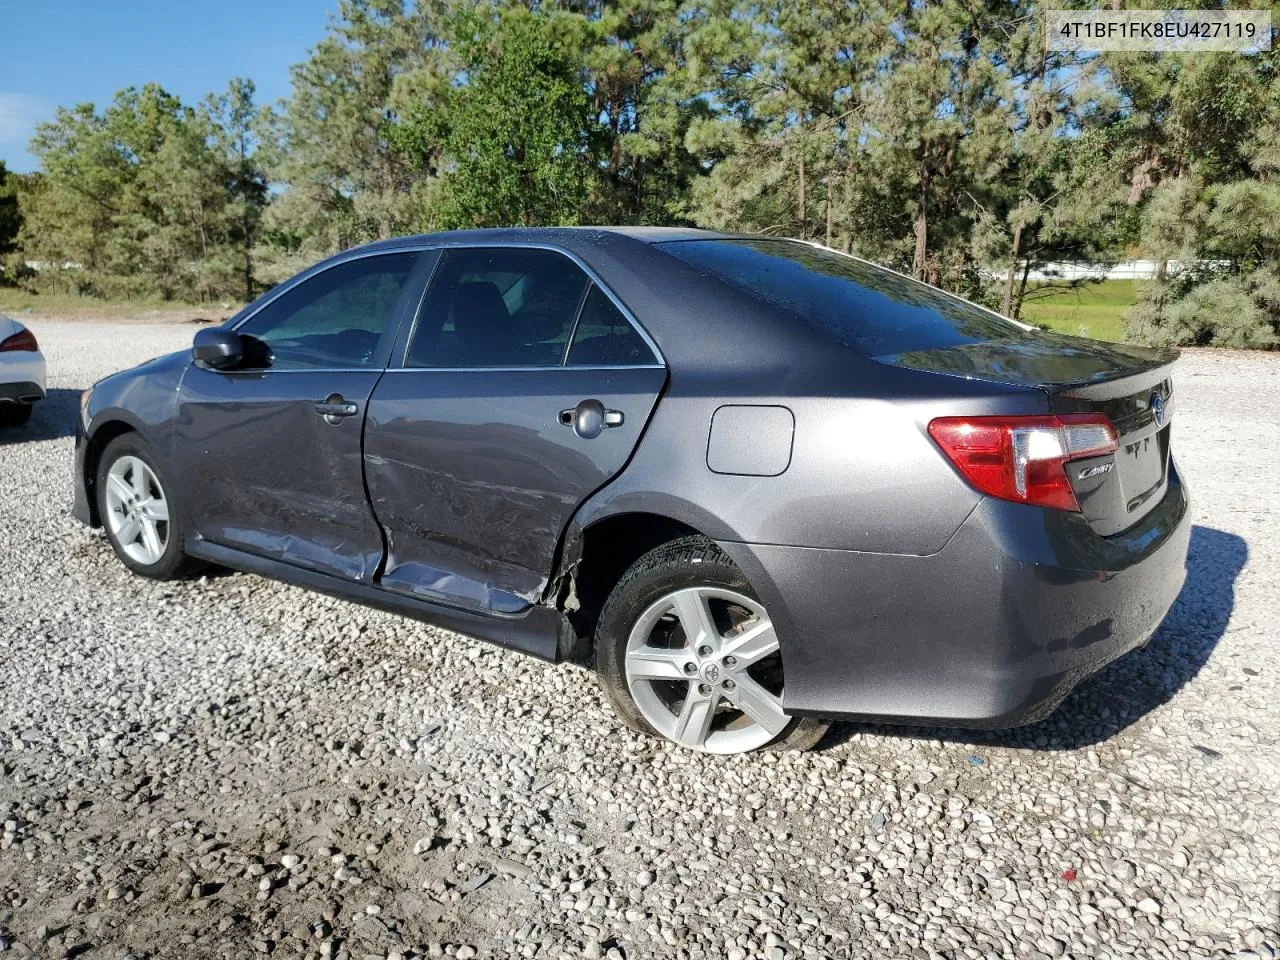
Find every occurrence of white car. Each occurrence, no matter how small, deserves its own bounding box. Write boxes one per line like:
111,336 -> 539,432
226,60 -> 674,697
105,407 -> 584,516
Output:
0,315 -> 46,427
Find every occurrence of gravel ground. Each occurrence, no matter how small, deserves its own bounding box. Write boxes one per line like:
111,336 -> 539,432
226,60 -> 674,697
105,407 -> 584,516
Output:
1,320 -> 1278,960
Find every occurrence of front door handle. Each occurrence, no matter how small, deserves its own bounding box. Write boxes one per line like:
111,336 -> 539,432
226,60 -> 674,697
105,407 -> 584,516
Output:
314,394 -> 359,425
559,399 -> 624,439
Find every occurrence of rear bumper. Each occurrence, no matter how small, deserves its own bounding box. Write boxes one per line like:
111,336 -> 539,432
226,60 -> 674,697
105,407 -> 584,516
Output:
0,351 -> 47,400
720,462 -> 1190,728
0,379 -> 45,404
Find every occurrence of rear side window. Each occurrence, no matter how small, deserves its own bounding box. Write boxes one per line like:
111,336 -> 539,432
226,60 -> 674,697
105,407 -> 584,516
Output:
407,248 -> 589,368
567,285 -> 657,367
657,238 -> 1025,357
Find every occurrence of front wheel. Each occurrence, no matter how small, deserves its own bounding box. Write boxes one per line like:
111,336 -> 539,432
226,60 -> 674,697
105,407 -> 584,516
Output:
595,536 -> 828,755
96,434 -> 202,580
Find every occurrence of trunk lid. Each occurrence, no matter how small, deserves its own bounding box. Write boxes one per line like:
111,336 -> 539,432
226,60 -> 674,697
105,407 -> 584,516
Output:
873,333 -> 1176,391
1050,363 -> 1175,536
877,333 -> 1178,536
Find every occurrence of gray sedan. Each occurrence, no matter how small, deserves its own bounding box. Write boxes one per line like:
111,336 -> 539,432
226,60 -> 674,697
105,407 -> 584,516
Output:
73,228 -> 1189,754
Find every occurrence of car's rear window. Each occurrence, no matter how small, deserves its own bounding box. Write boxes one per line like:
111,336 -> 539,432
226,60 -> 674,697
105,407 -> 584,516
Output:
656,238 -> 1027,357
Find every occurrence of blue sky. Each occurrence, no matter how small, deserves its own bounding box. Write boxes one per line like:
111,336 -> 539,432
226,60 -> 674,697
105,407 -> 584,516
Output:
0,0 -> 336,172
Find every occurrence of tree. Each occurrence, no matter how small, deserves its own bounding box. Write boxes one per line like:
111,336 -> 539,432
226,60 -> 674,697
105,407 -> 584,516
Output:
23,100 -> 129,290
0,161 -> 26,287
683,0 -> 890,244
109,85 -> 222,298
0,162 -> 19,257
965,11 -> 1126,319
393,5 -> 594,229
1111,37 -> 1280,347
578,0 -> 704,226
22,84 -> 262,301
682,0 -> 1079,307
259,0 -> 448,268
846,0 -> 1051,292
202,78 -> 268,302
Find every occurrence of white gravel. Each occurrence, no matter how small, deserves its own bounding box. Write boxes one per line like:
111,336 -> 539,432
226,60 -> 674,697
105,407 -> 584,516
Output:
1,320 -> 1278,960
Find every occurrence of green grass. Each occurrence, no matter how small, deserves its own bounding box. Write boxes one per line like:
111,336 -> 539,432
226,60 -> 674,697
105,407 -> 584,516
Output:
1018,279 -> 1140,343
0,288 -> 240,323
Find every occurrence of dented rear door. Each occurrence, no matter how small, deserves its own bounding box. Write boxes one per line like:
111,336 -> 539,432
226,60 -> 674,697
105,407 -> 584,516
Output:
363,367 -> 663,614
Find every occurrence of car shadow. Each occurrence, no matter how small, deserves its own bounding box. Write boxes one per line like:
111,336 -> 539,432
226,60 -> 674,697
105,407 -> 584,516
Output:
0,387 -> 82,444
816,524 -> 1246,753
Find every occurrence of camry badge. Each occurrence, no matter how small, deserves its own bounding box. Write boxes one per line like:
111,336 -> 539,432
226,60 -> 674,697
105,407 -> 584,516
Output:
1078,462 -> 1114,481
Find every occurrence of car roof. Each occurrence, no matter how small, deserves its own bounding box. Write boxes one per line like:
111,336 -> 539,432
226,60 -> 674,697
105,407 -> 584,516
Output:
358,225 -> 742,250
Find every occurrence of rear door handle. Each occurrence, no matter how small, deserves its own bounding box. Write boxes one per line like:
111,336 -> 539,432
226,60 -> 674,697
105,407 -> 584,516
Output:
559,399 -> 624,439
314,394 -> 359,425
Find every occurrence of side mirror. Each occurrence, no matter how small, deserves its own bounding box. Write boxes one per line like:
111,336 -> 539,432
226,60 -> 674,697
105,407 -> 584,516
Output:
193,328 -> 244,370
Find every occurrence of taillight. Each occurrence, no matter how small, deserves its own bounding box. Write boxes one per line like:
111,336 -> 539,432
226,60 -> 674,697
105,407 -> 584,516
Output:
0,328 -> 38,352
928,414 -> 1117,512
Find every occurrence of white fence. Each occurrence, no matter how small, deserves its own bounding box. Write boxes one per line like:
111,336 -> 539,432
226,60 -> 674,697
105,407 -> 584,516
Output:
1019,260 -> 1226,281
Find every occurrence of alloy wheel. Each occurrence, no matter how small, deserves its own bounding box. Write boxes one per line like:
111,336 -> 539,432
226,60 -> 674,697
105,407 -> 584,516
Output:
624,586 -> 789,754
103,455 -> 170,566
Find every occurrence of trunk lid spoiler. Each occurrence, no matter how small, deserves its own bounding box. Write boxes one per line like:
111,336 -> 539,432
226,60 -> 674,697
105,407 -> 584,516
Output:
871,332 -> 1178,391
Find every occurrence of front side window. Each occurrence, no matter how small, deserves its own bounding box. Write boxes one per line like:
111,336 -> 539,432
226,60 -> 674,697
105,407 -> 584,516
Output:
567,285 -> 657,366
406,248 -> 589,368
237,252 -> 419,369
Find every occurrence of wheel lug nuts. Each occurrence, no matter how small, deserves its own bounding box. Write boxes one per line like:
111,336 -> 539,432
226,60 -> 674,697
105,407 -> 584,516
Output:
683,662 -> 697,675
698,683 -> 712,696
697,645 -> 713,656
723,656 -> 737,667
723,679 -> 735,690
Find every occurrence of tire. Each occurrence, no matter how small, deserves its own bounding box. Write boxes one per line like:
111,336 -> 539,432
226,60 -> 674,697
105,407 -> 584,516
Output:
0,403 -> 32,427
595,535 -> 828,754
96,433 -> 202,580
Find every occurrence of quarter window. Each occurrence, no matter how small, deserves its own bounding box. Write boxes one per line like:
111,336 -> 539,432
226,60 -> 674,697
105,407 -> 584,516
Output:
406,248 -> 589,368
236,252 -> 419,369
567,285 -> 657,367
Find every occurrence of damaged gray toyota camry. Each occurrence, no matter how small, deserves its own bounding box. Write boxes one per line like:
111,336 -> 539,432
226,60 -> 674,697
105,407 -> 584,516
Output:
74,227 -> 1190,754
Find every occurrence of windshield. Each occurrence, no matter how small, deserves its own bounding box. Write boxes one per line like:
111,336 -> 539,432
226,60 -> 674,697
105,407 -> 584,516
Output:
657,238 -> 1030,358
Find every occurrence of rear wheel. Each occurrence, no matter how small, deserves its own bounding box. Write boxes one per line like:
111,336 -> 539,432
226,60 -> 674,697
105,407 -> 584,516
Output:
96,434 -> 202,580
596,536 -> 828,754
0,403 -> 32,427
